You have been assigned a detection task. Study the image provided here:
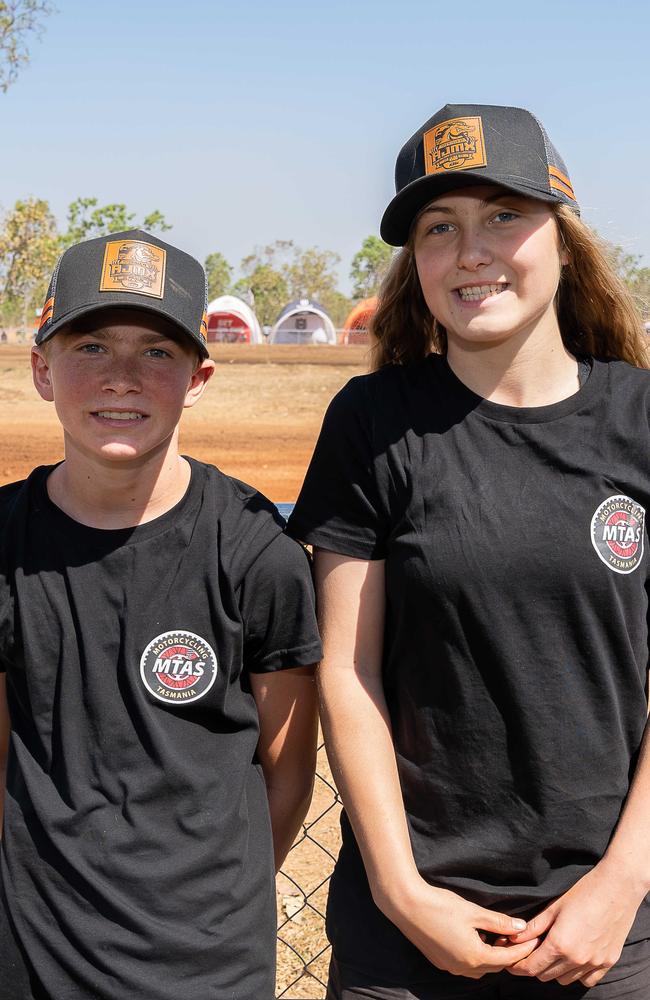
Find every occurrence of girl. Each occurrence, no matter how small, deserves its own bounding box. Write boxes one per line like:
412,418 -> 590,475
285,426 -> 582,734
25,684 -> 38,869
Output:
288,104 -> 650,999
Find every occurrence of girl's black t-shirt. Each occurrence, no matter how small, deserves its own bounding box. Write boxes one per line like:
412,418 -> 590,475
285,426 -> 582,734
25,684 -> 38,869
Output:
288,355 -> 650,984
0,458 -> 322,1000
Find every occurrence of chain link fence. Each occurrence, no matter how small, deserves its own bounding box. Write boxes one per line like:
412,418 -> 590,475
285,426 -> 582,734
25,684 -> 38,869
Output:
275,737 -> 342,999
273,504 -> 342,998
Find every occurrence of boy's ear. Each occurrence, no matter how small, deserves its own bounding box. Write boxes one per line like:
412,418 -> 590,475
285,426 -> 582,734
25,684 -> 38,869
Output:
183,358 -> 215,409
31,346 -> 55,402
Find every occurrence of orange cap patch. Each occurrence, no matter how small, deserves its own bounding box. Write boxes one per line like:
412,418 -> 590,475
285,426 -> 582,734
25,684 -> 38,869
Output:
424,116 -> 487,175
99,240 -> 166,298
199,312 -> 208,342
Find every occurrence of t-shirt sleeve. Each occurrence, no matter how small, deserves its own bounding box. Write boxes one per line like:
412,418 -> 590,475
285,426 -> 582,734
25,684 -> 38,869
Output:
239,532 -> 322,673
287,376 -> 390,559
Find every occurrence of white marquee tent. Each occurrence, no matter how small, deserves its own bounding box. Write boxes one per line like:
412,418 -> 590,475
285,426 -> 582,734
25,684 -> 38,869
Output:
270,298 -> 336,345
206,295 -> 263,344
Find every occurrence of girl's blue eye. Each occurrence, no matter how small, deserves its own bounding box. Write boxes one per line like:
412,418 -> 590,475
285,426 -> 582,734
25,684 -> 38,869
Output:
427,222 -> 455,235
493,211 -> 518,223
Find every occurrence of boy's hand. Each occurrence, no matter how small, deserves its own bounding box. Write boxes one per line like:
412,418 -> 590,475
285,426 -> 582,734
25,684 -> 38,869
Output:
384,880 -> 539,980
505,863 -> 644,986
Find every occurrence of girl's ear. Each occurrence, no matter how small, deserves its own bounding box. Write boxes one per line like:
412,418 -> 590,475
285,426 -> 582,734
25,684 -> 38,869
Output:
31,347 -> 55,402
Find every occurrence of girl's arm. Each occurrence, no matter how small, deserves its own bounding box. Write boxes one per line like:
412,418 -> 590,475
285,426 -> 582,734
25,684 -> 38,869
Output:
315,549 -> 539,980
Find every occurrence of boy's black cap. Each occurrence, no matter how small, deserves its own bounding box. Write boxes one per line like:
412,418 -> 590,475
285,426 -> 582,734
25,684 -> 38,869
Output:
380,103 -> 579,247
36,230 -> 209,357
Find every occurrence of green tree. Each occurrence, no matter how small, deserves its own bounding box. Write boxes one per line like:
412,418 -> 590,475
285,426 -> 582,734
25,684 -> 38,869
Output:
0,196 -> 59,325
204,251 -> 232,302
286,246 -> 341,303
238,240 -> 342,320
62,197 -> 171,247
0,0 -> 54,92
233,263 -> 287,327
350,235 -> 393,299
319,289 -> 352,329
604,242 -> 650,321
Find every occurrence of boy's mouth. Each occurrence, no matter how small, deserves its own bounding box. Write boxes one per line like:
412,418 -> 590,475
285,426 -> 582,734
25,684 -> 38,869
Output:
455,283 -> 509,302
93,410 -> 146,421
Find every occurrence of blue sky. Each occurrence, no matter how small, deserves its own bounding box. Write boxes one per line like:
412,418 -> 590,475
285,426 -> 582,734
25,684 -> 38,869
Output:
2,0 -> 649,292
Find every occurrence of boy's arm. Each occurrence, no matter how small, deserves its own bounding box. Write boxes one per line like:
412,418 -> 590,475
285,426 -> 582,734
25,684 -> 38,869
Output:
251,665 -> 318,872
0,675 -> 9,836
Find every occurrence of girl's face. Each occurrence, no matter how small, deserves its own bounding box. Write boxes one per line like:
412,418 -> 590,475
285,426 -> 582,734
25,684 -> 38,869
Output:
412,185 -> 567,351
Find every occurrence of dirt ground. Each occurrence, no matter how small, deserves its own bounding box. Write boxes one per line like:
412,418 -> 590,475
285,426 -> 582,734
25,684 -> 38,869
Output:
0,342 -> 369,998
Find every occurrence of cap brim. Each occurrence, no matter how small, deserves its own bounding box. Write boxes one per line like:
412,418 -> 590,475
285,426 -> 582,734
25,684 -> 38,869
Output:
36,301 -> 209,359
380,172 -> 561,247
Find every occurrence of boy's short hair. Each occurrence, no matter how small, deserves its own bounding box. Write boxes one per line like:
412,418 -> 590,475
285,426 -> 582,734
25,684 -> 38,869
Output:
36,230 -> 209,358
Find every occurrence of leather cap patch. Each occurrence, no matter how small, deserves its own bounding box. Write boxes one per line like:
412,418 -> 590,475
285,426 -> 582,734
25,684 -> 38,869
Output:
99,240 -> 166,298
424,116 -> 487,175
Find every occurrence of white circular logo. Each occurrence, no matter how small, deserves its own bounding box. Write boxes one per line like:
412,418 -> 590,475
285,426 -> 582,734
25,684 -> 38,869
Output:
140,630 -> 218,704
591,495 -> 645,575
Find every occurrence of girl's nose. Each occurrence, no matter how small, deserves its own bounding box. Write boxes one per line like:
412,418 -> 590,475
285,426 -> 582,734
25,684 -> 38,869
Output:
455,227 -> 493,272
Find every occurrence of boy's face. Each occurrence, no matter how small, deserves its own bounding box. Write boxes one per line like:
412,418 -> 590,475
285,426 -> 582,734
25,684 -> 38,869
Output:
31,309 -> 215,466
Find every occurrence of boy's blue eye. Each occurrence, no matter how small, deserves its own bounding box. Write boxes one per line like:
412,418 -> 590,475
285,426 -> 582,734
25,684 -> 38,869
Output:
79,343 -> 104,353
145,348 -> 171,358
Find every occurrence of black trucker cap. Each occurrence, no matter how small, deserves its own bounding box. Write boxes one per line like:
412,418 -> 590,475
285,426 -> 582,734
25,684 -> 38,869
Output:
380,104 -> 579,246
36,230 -> 209,357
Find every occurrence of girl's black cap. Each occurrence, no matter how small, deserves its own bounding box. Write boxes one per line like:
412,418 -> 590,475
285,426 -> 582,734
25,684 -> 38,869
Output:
380,103 -> 579,247
35,230 -> 209,357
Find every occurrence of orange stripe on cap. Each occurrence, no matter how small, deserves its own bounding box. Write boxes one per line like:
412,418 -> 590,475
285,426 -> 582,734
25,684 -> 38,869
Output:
39,297 -> 55,329
199,312 -> 208,341
548,166 -> 576,200
549,176 -> 577,201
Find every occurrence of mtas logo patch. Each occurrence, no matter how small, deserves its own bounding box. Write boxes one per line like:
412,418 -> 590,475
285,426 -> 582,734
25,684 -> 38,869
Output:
591,495 -> 645,575
140,630 -> 218,704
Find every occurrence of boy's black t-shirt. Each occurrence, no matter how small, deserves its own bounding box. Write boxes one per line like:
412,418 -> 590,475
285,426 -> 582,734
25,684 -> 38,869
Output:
0,458 -> 322,1000
288,355 -> 650,984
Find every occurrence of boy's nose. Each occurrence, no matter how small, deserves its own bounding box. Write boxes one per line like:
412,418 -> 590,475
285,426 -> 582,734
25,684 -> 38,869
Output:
102,361 -> 142,394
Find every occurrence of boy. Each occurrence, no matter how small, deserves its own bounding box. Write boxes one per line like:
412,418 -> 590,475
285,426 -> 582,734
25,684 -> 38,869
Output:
0,231 -> 322,1000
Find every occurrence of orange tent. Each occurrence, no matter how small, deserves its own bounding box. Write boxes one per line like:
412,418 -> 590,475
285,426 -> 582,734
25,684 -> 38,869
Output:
340,297 -> 377,345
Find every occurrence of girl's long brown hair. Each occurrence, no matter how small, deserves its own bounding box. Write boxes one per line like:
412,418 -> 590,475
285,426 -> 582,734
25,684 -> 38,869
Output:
370,204 -> 648,370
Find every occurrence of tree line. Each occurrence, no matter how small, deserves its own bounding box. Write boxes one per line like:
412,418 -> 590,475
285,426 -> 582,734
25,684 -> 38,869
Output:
0,194 -> 648,337
0,196 -> 394,331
